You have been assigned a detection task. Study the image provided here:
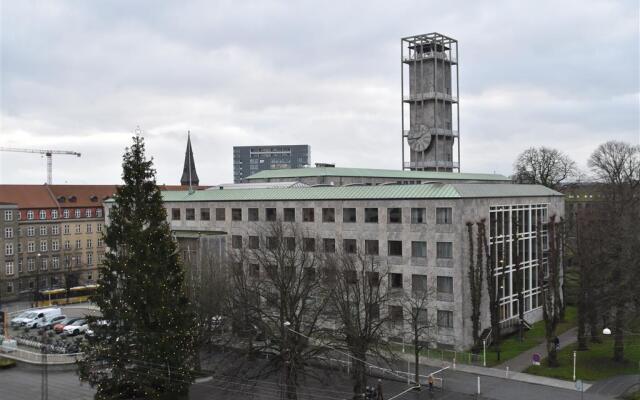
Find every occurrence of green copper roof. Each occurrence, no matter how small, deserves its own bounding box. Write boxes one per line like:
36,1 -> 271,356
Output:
244,167 -> 510,181
158,183 -> 561,203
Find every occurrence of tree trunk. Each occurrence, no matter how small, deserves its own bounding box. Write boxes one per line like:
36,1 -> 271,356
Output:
588,307 -> 601,344
576,302 -> 588,350
613,305 -> 624,362
414,339 -> 420,390
351,350 -> 367,399
546,338 -> 559,367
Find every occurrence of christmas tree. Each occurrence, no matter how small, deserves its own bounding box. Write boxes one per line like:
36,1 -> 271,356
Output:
79,134 -> 197,400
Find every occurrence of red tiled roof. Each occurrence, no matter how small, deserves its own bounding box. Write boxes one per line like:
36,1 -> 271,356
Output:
0,184 -> 117,209
0,185 -> 59,209
49,185 -> 117,207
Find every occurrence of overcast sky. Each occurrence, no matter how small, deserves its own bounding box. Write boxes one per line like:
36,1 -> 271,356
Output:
1,0 -> 638,185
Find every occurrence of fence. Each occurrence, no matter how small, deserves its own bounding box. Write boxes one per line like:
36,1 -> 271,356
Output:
388,340 -> 484,367
1,347 -> 82,365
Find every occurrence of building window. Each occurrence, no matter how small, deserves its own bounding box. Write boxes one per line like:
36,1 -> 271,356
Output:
41,258 -> 48,270
63,209 -> 69,219
27,210 -> 34,220
284,208 -> 295,222
86,253 -> 93,266
388,240 -> 403,256
411,274 -> 428,295
87,239 -> 93,249
388,208 -> 402,224
75,224 -> 81,234
437,276 -> 454,296
4,228 -> 13,239
389,305 -> 403,323
436,242 -> 453,259
248,236 -> 259,249
232,208 -> 242,221
216,208 -> 226,221
75,209 -> 81,218
411,241 -> 427,258
200,208 -> 210,221
40,240 -> 48,252
39,210 -> 46,220
411,208 -> 426,224
51,225 -> 59,235
40,226 -> 47,235
437,310 -> 454,328
285,237 -> 296,251
232,235 -> 243,249
343,239 -> 357,254
364,208 -> 378,223
302,208 -> 315,222
97,223 -> 102,232
86,209 -> 92,218
436,207 -> 453,224
86,224 -> 92,233
4,210 -> 13,221
250,264 -> 260,278
51,209 -> 58,219
389,273 -> 403,289
52,257 -> 59,269
64,240 -> 70,250
6,282 -> 13,294
171,208 -> 181,220
365,240 -> 379,256
27,242 -> 35,253
343,208 -> 356,223
27,226 -> 35,237
323,238 -> 335,253
96,208 -> 103,218
322,208 -> 335,223
303,238 -> 315,252
185,208 -> 195,221
76,240 -> 82,249
52,240 -> 59,251
267,236 -> 278,250
97,239 -> 104,248
63,225 -> 70,235
248,208 -> 259,221
266,208 -> 277,221
27,258 -> 35,271
5,262 -> 14,275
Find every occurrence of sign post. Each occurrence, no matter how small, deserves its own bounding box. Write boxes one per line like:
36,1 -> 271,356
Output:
531,353 -> 541,366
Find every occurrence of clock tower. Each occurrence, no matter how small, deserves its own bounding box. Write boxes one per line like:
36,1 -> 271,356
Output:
402,33 -> 460,172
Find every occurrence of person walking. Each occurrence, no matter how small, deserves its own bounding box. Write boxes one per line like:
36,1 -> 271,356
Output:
428,374 -> 434,392
376,379 -> 383,400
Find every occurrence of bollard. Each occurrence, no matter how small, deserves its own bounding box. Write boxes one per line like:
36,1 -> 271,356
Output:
477,376 -> 481,395
506,366 -> 509,378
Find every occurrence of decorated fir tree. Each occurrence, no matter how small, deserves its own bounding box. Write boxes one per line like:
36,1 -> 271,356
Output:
79,134 -> 197,400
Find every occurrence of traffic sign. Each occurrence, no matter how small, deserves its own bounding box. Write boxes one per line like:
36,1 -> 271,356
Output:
531,353 -> 541,366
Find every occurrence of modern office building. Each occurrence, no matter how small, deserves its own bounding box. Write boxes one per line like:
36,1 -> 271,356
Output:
143,183 -> 564,350
233,145 -> 311,183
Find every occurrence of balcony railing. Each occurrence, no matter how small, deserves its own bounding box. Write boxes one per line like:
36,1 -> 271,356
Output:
403,52 -> 457,64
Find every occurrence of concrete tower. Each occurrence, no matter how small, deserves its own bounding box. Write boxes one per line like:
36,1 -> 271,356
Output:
180,132 -> 199,187
402,33 -> 460,172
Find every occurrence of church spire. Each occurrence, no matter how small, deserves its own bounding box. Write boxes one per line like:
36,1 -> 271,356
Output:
180,131 -> 199,187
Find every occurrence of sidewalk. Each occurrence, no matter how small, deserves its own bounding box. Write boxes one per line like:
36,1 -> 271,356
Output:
497,327 -> 578,372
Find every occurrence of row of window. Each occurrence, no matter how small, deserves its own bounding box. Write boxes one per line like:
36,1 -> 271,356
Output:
386,306 -> 454,328
230,235 -> 453,259
4,238 -> 103,256
3,223 -> 102,238
4,252 -> 103,275
3,272 -> 95,295
171,206 -> 453,224
3,208 -> 104,222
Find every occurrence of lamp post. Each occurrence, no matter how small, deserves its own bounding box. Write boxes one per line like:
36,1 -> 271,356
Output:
602,328 -> 640,382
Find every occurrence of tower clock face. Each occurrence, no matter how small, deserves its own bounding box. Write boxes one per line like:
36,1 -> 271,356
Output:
408,124 -> 431,152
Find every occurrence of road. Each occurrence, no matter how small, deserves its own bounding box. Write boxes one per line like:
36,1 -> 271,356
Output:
0,362 -> 618,400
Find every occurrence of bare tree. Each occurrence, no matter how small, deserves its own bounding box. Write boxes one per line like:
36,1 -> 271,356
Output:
483,218 -> 502,359
402,277 -> 436,388
537,215 -> 563,367
466,222 -> 483,349
325,251 -> 392,398
513,147 -> 577,189
227,221 -> 330,400
587,141 -> 640,362
511,213 -> 526,341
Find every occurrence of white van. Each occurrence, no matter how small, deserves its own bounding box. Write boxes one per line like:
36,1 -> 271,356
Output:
10,311 -> 32,327
22,308 -> 63,329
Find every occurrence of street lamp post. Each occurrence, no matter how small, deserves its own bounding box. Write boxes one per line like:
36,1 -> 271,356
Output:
603,327 -> 640,386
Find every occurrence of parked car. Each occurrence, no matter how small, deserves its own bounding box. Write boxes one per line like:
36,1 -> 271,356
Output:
22,308 -> 63,329
63,319 -> 88,336
53,317 -> 82,334
40,314 -> 67,330
10,311 -> 32,327
85,319 -> 108,338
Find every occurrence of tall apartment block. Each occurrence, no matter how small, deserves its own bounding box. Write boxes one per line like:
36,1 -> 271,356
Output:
402,33 -> 460,172
233,145 -> 311,183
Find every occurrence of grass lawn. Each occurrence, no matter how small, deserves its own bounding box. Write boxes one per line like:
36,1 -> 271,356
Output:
484,306 -> 577,367
524,334 -> 640,381
0,357 -> 16,369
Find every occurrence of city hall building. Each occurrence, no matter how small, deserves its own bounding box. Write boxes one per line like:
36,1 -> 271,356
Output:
154,180 -> 563,350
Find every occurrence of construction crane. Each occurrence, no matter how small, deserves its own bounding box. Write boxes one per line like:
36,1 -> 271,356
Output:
0,147 -> 81,184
